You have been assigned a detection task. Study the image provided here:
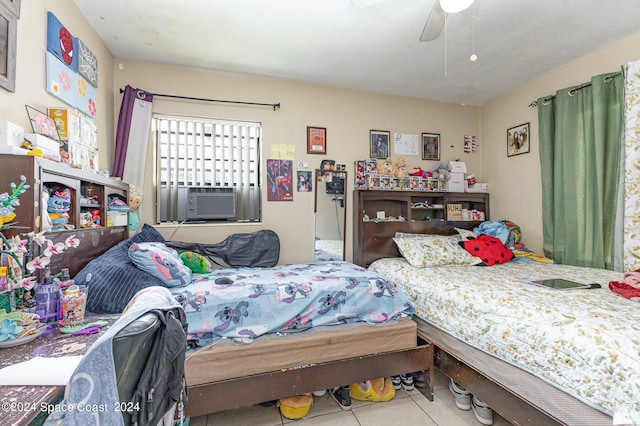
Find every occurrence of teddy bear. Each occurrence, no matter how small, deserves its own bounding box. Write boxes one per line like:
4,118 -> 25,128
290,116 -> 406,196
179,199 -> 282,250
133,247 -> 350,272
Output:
392,157 -> 408,179
376,157 -> 393,176
431,161 -> 452,180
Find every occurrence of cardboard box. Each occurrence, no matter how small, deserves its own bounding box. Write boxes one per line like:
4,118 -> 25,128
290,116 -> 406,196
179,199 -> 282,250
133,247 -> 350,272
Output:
24,133 -> 60,153
465,182 -> 488,192
446,172 -> 465,192
449,161 -> 467,174
49,108 -> 81,140
447,203 -> 463,220
0,121 -> 24,148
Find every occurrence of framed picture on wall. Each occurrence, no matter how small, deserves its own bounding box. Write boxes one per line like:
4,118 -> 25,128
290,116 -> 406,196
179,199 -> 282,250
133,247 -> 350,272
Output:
0,1 -> 17,92
370,130 -> 390,159
307,126 -> 327,154
421,132 -> 440,160
0,0 -> 20,18
507,122 -> 530,157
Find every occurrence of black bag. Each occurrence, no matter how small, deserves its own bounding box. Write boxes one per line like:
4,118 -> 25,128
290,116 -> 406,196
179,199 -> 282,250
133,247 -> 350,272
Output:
167,229 -> 280,268
129,307 -> 188,426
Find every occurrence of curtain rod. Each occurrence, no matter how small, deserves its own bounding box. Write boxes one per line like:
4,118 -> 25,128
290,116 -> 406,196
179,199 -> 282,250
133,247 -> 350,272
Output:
527,71 -> 622,108
119,88 -> 281,111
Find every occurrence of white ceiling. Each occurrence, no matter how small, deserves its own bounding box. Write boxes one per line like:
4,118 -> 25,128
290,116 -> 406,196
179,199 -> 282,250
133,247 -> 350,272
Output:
72,0 -> 640,106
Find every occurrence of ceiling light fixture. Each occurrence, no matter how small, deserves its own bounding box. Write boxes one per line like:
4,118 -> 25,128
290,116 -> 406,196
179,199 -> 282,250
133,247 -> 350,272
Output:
439,0 -> 475,14
470,11 -> 477,61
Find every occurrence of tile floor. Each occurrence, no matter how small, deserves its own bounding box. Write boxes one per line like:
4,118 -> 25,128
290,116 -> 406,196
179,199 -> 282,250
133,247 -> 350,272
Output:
188,369 -> 511,426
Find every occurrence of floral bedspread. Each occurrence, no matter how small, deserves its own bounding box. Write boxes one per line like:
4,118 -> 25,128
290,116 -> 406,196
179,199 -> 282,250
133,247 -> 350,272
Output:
369,258 -> 640,424
171,261 -> 413,345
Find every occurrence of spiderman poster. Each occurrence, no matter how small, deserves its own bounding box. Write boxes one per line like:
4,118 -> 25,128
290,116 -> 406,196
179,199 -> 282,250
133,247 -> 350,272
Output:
47,12 -> 77,72
267,159 -> 293,201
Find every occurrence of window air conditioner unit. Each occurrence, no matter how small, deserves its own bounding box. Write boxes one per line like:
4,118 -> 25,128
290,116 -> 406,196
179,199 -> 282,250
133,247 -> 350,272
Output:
177,187 -> 237,221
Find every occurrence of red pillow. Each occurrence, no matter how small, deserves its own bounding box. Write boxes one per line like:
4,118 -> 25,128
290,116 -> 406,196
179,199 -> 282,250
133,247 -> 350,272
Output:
459,234 -> 513,266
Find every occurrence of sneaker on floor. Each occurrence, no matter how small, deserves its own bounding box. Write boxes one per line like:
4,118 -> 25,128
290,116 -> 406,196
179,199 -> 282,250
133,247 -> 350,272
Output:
448,379 -> 471,411
400,374 -> 415,391
413,371 -> 427,388
312,389 -> 327,397
391,375 -> 402,390
330,386 -> 352,410
471,395 -> 494,425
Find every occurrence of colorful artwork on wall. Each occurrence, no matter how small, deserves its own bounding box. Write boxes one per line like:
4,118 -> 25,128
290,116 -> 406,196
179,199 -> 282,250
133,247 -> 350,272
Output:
46,51 -> 97,118
77,38 -> 98,87
267,159 -> 293,201
46,12 -> 77,72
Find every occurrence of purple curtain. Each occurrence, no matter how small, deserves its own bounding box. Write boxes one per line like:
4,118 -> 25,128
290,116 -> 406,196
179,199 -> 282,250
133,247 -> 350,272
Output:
112,85 -> 154,187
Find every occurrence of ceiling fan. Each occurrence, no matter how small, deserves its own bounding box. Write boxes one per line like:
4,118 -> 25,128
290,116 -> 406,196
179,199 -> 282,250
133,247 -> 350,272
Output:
420,0 -> 475,42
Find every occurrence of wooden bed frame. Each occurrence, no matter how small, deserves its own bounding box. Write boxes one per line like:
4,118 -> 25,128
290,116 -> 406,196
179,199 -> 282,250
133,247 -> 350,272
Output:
54,228 -> 436,418
353,218 -> 613,426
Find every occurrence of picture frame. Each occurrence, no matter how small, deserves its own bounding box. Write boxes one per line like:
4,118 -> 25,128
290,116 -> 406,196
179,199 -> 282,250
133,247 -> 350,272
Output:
507,122 -> 530,157
0,0 -> 19,19
370,130 -> 390,159
0,1 -> 17,92
421,132 -> 440,161
307,126 -> 327,154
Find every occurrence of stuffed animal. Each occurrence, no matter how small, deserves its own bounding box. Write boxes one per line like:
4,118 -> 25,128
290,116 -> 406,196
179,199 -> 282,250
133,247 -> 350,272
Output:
376,157 -> 393,176
394,157 -> 408,178
128,184 -> 143,233
431,161 -> 452,180
409,167 -> 433,179
47,189 -> 71,230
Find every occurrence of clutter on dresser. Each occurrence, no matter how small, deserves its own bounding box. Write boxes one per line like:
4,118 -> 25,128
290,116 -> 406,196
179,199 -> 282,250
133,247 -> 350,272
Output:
0,174 -> 83,320
0,104 -> 99,173
355,159 -> 486,193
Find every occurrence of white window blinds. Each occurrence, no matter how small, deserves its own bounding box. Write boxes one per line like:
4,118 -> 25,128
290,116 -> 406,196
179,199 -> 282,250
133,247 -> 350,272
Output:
154,115 -> 261,222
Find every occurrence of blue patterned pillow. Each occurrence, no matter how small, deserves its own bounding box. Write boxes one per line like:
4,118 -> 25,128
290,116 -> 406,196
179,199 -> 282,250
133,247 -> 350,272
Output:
79,224 -> 167,314
129,242 -> 192,287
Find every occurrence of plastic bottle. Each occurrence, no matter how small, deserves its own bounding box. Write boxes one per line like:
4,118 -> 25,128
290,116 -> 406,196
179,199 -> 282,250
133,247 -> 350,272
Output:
35,271 -> 60,322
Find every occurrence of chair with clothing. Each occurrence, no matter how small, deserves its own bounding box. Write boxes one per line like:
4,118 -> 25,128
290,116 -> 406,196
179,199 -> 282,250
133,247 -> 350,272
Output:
45,286 -> 188,426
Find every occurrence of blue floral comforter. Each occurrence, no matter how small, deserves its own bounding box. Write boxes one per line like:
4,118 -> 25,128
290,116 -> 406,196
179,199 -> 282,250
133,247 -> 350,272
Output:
170,261 -> 413,345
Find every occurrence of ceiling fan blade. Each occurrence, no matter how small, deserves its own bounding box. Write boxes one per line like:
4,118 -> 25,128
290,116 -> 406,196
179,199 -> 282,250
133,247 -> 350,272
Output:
419,1 -> 445,42
351,0 -> 386,8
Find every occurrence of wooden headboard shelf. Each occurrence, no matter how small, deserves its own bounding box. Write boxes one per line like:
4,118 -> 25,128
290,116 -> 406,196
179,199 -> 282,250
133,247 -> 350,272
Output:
352,190 -> 489,267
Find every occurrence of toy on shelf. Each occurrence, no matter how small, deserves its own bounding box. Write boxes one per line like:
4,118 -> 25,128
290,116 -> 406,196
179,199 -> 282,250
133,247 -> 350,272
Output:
79,211 -> 93,228
47,188 -> 71,230
128,184 -> 142,232
408,167 -> 433,179
431,161 -> 452,180
91,209 -> 101,226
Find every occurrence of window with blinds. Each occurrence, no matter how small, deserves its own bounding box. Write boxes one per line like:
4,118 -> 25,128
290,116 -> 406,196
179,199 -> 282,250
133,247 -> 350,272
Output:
154,115 -> 261,222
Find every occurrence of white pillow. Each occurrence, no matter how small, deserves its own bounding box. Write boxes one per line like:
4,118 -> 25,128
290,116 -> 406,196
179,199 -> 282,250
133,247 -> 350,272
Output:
393,235 -> 482,267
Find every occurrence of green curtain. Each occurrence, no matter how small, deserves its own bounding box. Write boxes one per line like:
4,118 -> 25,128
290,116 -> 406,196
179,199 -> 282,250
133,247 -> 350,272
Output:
538,72 -> 624,269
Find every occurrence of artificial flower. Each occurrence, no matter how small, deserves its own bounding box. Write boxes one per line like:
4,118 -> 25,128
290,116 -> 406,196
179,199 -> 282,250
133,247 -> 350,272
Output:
44,241 -> 66,257
26,255 -> 50,273
0,319 -> 23,341
9,235 -> 28,253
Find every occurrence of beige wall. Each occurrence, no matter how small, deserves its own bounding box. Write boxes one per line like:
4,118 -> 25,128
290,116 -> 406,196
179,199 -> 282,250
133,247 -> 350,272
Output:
114,60 -> 481,263
0,1 -> 115,162
9,2 -> 639,263
480,32 -> 640,254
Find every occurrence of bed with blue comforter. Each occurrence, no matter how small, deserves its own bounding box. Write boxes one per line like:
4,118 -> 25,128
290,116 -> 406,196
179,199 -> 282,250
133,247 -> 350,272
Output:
170,260 -> 414,346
